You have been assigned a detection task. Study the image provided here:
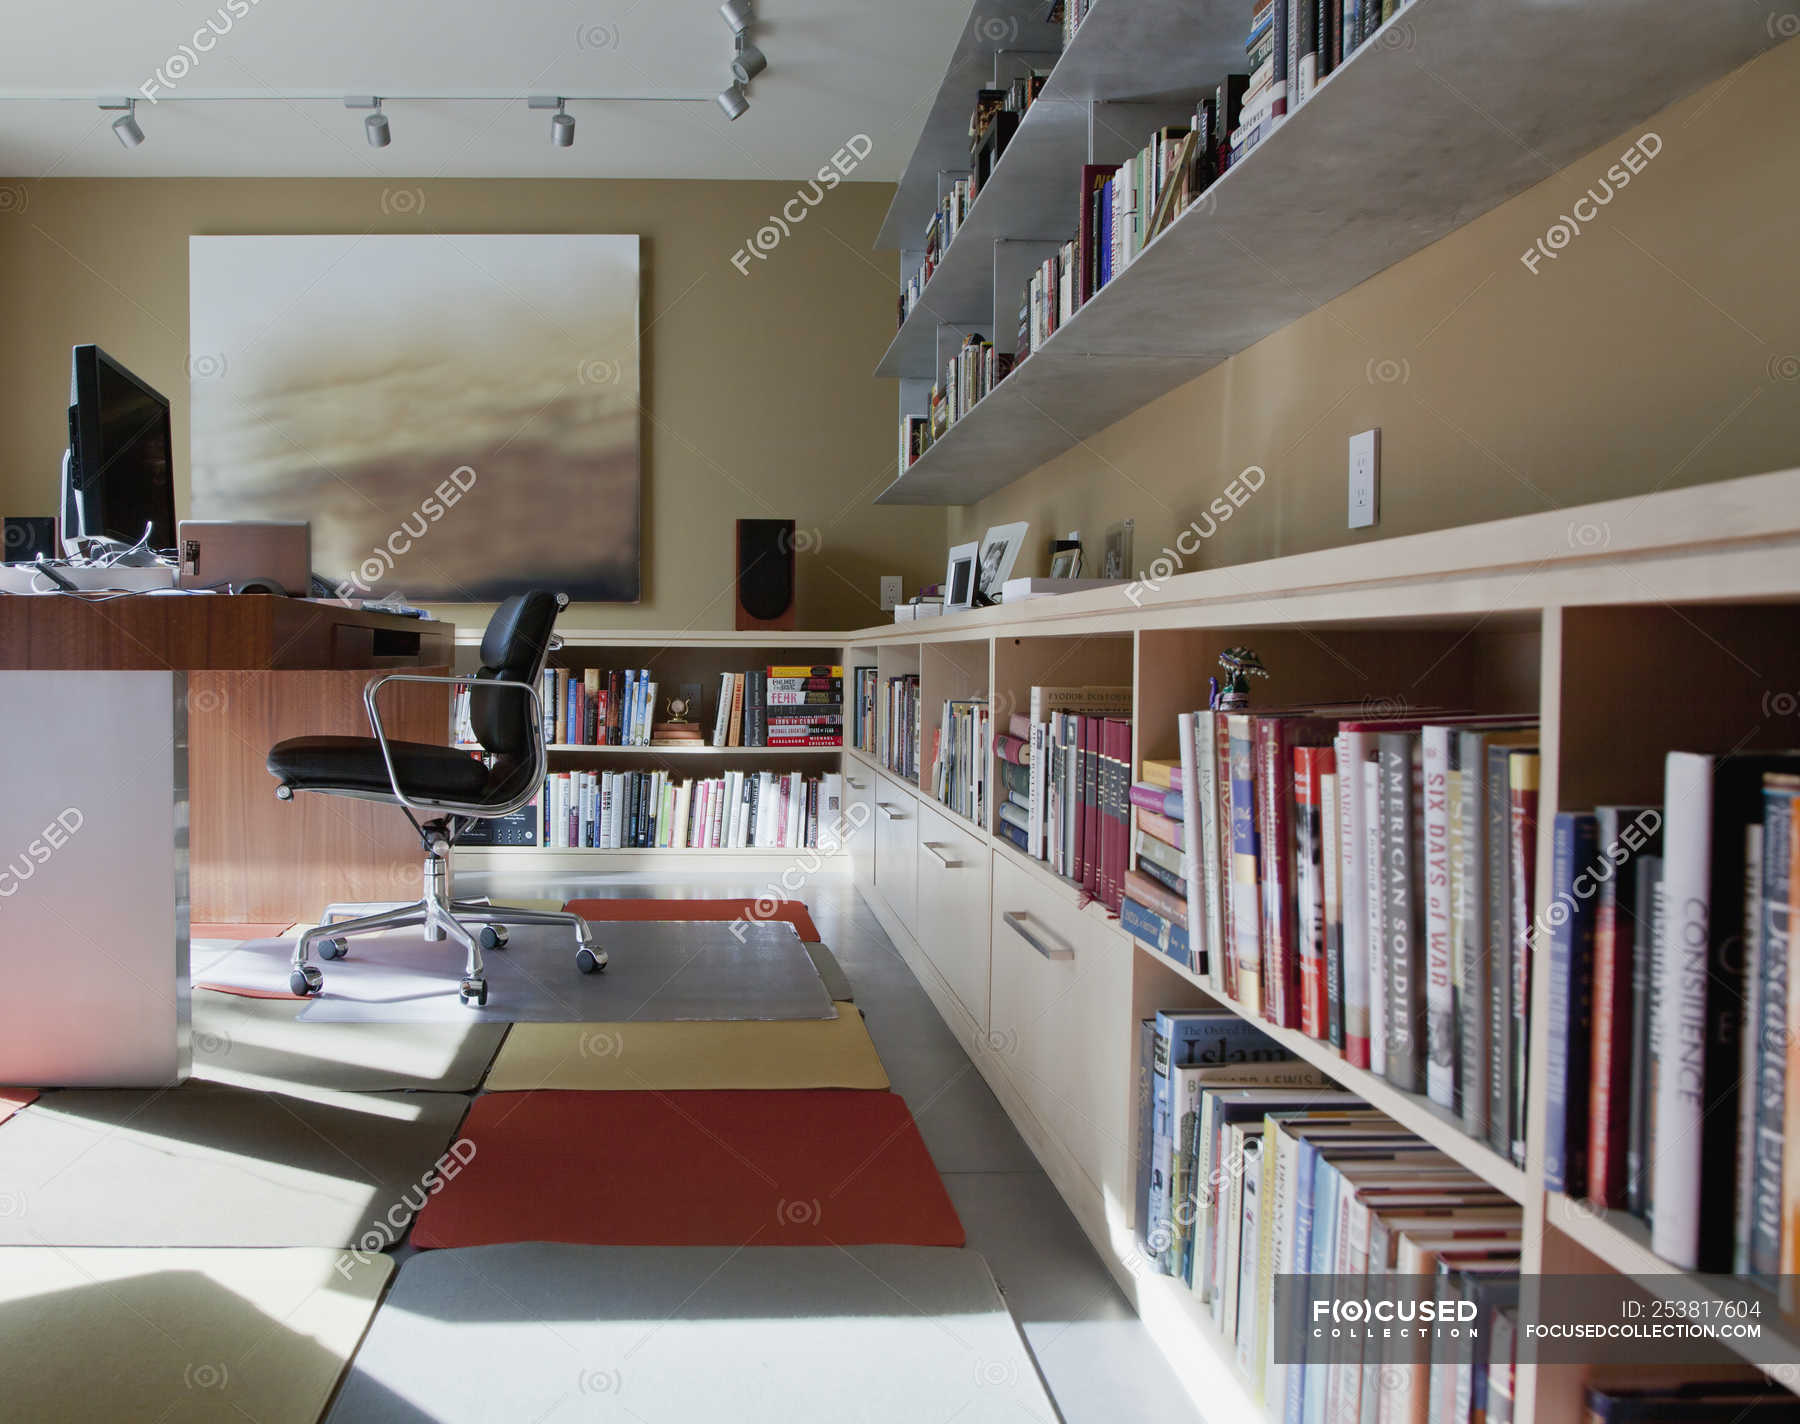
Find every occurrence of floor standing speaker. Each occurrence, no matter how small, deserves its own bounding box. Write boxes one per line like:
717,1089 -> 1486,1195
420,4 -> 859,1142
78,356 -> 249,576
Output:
735,518 -> 797,631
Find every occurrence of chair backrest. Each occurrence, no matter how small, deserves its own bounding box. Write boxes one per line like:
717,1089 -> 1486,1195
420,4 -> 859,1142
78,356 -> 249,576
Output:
470,591 -> 563,757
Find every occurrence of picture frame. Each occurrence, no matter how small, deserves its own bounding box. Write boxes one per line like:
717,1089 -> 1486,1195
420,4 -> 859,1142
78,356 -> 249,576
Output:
976,521 -> 1030,603
1102,519 -> 1135,581
1049,546 -> 1082,579
944,541 -> 980,611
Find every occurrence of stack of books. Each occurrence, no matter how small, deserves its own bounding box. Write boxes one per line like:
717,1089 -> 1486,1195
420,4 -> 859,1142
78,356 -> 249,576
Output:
925,333 -> 1010,442
880,672 -> 921,781
1006,684 -> 1134,911
1135,1007 -> 1522,1419
710,666 -> 844,748
1120,705 -> 1541,1164
928,697 -> 989,825
1545,751 -> 1800,1281
541,769 -> 843,850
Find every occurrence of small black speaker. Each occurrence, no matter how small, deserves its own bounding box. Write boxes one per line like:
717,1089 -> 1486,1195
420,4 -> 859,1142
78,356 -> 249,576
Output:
735,518 -> 797,630
3,517 -> 56,562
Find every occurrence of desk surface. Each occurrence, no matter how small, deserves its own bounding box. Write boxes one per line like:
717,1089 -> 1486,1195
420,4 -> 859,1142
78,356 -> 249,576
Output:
0,594 -> 455,670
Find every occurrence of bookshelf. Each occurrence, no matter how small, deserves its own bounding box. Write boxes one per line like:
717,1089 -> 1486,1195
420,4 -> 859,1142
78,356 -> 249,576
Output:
876,0 -> 1785,505
832,467 -> 1800,1424
451,630 -> 851,863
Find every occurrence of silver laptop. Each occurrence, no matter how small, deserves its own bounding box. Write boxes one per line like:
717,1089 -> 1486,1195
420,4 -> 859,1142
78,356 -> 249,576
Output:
176,520 -> 311,595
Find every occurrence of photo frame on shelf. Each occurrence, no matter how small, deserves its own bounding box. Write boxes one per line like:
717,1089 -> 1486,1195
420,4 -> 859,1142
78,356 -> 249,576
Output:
976,521 -> 1029,603
1102,519 -> 1135,581
944,541 -> 980,611
1049,547 -> 1082,579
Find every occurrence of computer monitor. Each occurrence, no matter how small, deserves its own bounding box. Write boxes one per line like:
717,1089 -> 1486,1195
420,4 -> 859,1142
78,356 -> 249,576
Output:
62,345 -> 176,554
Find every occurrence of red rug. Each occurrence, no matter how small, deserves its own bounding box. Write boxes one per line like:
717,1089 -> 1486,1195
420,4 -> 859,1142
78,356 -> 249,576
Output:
563,897 -> 820,942
412,1089 -> 961,1250
0,1088 -> 38,1125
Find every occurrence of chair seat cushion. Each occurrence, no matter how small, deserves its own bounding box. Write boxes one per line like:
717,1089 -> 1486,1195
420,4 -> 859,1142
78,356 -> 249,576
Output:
267,735 -> 489,800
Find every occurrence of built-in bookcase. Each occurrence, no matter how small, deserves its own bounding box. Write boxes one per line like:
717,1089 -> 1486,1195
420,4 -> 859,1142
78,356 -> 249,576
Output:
836,469 -> 1800,1423
453,631 -> 850,867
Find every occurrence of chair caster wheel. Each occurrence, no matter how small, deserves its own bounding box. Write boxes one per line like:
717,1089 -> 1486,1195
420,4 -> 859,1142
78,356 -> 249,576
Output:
290,966 -> 324,996
575,946 -> 605,975
459,977 -> 488,1007
479,925 -> 508,951
318,937 -> 349,961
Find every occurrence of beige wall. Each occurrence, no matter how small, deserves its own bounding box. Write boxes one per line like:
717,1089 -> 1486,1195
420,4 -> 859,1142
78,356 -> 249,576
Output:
0,176 -> 945,629
950,41 -> 1800,584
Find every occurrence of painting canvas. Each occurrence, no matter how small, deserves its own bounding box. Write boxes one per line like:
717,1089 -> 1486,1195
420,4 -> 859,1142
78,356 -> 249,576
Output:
188,234 -> 640,602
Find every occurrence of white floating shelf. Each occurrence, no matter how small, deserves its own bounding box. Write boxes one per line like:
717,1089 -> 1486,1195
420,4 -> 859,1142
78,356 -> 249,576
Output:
878,0 -> 1785,505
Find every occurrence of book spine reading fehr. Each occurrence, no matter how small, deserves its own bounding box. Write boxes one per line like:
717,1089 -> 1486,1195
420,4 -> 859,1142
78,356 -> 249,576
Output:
1754,777 -> 1797,1276
1421,725 -> 1456,1110
1379,731 -> 1424,1093
1544,812 -> 1598,1197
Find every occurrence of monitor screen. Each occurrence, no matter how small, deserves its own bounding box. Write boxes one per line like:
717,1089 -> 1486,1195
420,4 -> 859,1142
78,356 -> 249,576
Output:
66,345 -> 176,550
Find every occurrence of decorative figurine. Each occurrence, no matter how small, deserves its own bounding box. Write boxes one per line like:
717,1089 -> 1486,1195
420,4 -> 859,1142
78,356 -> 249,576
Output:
1213,646 -> 1268,711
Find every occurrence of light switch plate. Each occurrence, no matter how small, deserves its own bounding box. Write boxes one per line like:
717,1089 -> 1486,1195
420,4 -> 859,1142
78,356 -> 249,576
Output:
1348,428 -> 1380,529
879,575 -> 902,611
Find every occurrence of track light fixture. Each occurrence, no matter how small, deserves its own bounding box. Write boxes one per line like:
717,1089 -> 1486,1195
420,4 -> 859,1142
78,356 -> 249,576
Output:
100,98 -> 144,149
529,95 -> 575,147
345,95 -> 390,147
716,82 -> 749,121
719,0 -> 754,34
731,35 -> 767,84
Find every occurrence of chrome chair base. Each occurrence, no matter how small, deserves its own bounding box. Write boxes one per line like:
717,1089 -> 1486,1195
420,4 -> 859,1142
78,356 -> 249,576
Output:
289,841 -> 605,1005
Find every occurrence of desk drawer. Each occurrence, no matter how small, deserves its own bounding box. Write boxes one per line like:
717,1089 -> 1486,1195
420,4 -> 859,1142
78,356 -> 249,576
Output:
989,852 -> 1134,1194
873,773 -> 918,936
915,803 -> 992,1031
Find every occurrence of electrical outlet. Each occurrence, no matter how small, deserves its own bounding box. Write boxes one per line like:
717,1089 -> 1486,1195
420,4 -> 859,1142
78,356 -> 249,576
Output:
1348,428 -> 1380,529
879,575 -> 902,611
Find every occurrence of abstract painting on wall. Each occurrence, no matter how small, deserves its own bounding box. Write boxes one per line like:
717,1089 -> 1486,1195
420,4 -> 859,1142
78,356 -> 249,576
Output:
189,233 -> 640,602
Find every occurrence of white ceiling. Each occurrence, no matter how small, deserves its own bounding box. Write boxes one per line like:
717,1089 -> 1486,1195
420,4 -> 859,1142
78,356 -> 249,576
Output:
0,0 -> 971,181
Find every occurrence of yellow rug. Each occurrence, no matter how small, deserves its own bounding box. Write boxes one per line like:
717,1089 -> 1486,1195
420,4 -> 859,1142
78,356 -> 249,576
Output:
483,1003 -> 888,1091
0,1246 -> 390,1424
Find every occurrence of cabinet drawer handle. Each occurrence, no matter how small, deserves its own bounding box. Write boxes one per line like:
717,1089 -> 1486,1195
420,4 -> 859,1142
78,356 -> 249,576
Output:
922,841 -> 961,869
846,776 -> 867,789
876,802 -> 906,821
1003,910 -> 1073,961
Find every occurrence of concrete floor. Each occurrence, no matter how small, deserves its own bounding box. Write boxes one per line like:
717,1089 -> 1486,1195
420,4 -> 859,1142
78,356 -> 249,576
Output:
460,866 -> 1205,1424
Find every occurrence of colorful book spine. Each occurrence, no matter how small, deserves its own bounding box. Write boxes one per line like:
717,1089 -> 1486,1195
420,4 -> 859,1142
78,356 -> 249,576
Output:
1544,812 -> 1598,1198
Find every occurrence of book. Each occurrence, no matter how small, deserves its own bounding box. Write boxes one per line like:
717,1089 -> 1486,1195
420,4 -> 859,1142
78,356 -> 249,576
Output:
1625,851 -> 1663,1219
1544,812 -> 1599,1198
1379,730 -> 1424,1093
1760,776 -> 1799,1277
1421,725 -> 1457,1109
1294,745 -> 1334,1039
1655,751 -> 1799,1271
1588,806 -> 1658,1210
1507,751 -> 1540,1169
1228,713 -> 1265,1015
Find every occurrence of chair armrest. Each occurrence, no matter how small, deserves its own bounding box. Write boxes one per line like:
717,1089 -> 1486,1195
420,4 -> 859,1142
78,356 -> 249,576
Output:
362,672 -> 544,819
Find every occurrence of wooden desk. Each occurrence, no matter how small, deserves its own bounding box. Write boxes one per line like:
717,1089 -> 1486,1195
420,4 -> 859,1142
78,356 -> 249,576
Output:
0,595 -> 454,1085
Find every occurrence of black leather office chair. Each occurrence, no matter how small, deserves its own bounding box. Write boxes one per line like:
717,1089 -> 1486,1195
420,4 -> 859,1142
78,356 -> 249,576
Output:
266,590 -> 605,1006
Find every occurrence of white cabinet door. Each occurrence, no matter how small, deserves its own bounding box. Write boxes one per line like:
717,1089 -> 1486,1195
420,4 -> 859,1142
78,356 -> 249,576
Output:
872,773 -> 918,936
989,852 -> 1135,1196
914,802 -> 993,1032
